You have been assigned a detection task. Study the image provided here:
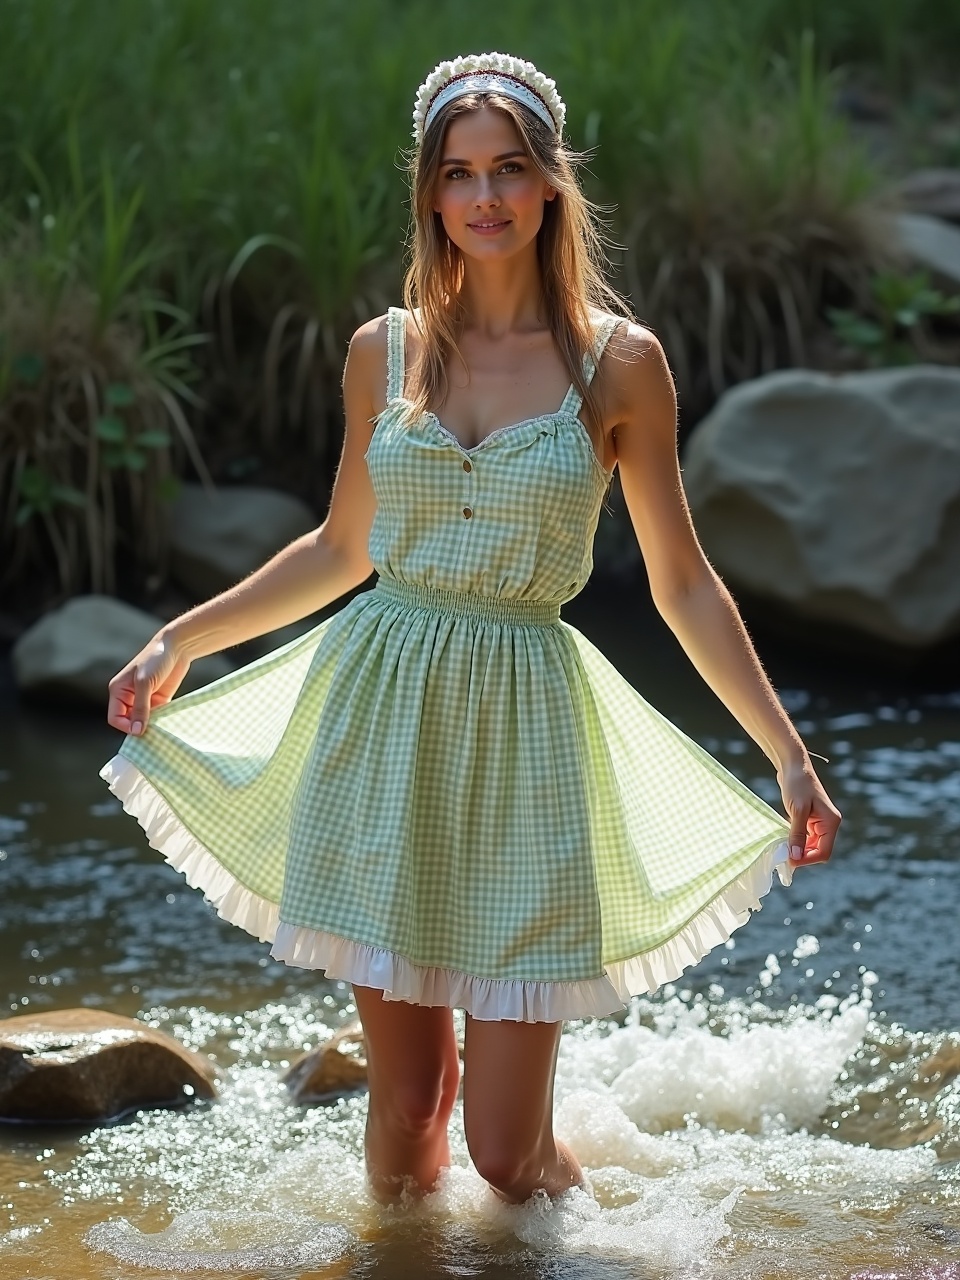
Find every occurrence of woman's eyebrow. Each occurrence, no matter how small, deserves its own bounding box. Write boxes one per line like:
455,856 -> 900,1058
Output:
439,150 -> 527,165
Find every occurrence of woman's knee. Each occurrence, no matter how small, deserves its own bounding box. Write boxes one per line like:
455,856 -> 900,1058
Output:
465,1130 -> 544,1199
371,1058 -> 460,1137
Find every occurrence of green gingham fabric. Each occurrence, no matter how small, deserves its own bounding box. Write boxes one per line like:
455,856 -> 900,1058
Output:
101,307 -> 790,1004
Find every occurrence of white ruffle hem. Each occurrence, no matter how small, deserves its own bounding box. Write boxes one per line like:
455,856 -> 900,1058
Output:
99,753 -> 794,1023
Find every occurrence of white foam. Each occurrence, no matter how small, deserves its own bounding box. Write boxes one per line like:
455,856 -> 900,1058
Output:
555,997 -> 871,1132
71,993 -> 944,1273
85,1209 -> 354,1271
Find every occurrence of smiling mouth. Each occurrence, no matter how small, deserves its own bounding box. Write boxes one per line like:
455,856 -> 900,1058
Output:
468,219 -> 510,229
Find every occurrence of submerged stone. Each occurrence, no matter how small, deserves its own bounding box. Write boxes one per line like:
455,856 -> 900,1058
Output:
0,1008 -> 218,1124
281,1023 -> 369,1103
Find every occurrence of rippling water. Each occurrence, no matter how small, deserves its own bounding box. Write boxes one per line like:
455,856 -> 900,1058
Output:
2,590 -> 959,1279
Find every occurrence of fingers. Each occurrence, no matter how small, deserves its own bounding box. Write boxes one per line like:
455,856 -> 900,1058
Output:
787,802 -> 809,865
106,686 -> 134,733
106,670 -> 152,736
792,798 -> 842,867
130,669 -> 153,735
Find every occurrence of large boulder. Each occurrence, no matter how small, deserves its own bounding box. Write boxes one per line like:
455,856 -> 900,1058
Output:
682,365 -> 960,648
889,212 -> 960,291
0,1009 -> 218,1123
11,596 -> 233,707
167,483 -> 317,599
894,169 -> 960,224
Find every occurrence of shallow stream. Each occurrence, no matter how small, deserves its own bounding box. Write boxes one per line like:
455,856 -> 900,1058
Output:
2,586 -> 959,1279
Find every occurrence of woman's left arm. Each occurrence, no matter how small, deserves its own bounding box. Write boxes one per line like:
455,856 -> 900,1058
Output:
606,322 -> 841,869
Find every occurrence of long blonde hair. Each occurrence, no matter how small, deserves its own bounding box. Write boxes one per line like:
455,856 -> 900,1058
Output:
401,90 -> 634,446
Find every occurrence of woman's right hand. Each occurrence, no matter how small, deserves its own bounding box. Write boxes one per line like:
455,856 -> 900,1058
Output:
106,631 -> 192,737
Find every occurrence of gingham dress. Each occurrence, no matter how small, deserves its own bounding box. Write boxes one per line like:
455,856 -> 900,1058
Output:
99,306 -> 793,1021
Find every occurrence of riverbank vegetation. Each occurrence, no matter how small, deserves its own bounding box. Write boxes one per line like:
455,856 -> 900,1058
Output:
2,0 -> 959,620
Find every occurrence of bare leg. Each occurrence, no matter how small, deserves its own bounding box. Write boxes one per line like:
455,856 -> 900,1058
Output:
352,984 -> 461,1204
461,1014 -> 584,1204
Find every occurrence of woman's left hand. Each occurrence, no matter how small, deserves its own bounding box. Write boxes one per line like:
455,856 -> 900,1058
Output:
779,759 -> 842,867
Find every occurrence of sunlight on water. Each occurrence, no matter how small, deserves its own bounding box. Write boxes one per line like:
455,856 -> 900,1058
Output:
86,1210 -> 354,1272
2,987 -> 945,1277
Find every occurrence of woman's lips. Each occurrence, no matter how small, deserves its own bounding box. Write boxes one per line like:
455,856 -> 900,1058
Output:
467,219 -> 511,235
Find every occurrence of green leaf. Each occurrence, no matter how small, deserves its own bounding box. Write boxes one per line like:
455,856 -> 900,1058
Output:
136,428 -> 172,448
156,474 -> 182,503
14,503 -> 36,526
13,354 -> 44,385
17,465 -> 51,500
50,484 -> 87,508
105,382 -> 136,407
827,310 -> 884,347
894,307 -> 919,328
123,449 -> 148,470
96,415 -> 128,442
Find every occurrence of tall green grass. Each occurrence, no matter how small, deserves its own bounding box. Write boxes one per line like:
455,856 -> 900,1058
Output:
1,0 -> 953,611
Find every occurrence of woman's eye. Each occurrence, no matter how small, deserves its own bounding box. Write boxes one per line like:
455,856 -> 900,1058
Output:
443,163 -> 524,181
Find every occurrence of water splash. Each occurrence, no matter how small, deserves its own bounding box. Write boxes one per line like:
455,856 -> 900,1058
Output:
37,986 -> 957,1276
86,1208 -> 354,1271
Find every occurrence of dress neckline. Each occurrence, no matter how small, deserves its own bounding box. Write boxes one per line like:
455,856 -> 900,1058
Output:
383,307 -> 620,479
392,395 -> 614,479
421,382 -> 577,454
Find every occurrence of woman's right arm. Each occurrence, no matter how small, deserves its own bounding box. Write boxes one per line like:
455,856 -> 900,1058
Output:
106,314 -> 389,736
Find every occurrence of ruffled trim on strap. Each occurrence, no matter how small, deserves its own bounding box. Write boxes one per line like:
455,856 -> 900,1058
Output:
99,752 -> 793,1022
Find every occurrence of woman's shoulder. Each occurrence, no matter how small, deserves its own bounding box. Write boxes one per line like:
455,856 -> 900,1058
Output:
588,308 -> 662,366
342,314 -> 392,408
348,311 -> 390,353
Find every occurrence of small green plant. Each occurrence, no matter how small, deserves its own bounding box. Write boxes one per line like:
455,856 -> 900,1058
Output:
14,464 -> 86,526
827,269 -> 960,365
94,383 -> 172,473
0,213 -> 210,603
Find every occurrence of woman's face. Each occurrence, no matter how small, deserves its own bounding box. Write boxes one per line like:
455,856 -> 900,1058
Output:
432,105 -> 556,261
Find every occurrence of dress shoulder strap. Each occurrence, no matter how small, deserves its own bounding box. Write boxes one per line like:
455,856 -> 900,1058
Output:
386,306 -> 407,402
565,313 -> 623,416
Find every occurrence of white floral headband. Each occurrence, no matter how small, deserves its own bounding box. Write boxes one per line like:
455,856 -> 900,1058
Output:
412,52 -> 566,146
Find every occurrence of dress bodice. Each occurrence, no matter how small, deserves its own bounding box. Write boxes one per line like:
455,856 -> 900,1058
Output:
364,307 -> 621,605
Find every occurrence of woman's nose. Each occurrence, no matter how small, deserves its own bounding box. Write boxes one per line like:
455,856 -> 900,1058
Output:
474,176 -> 501,207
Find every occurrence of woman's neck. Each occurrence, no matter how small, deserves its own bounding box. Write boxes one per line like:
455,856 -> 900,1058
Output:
456,249 -> 547,338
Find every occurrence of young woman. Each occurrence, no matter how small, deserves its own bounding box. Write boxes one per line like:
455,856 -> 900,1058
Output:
102,53 -> 841,1209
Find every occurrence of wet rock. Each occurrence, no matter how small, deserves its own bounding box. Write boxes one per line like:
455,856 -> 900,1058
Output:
11,596 -> 233,707
894,168 -> 960,224
682,365 -> 960,648
0,1009 -> 218,1124
889,211 -> 960,291
910,1043 -> 960,1098
282,1024 -> 369,1103
167,483 -> 317,600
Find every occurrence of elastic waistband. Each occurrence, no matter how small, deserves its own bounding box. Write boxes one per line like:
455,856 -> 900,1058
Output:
371,577 -> 561,626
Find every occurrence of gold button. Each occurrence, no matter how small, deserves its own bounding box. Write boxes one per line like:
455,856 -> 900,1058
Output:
462,459 -> 472,472
462,506 -> 473,519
